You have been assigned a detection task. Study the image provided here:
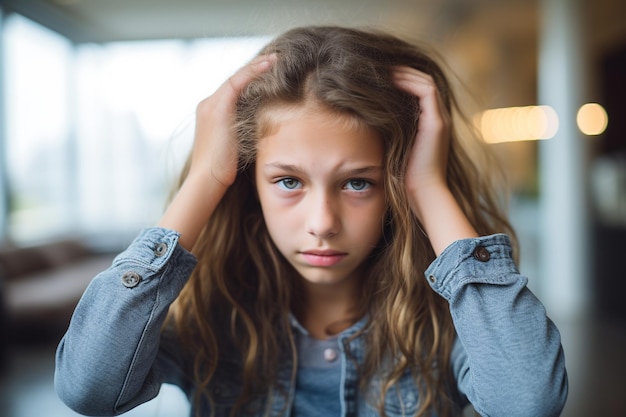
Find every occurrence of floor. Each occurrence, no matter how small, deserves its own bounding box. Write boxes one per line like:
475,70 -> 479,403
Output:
1,315 -> 625,417
0,340 -> 190,417
554,315 -> 626,417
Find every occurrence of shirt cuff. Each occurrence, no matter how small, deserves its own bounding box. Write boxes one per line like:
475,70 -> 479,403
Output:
424,233 -> 522,300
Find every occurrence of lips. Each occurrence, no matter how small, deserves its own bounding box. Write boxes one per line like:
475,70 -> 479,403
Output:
299,250 -> 347,267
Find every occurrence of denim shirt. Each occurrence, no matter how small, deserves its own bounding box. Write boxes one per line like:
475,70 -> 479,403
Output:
54,228 -> 568,417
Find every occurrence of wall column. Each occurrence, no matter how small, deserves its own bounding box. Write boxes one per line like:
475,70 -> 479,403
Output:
538,0 -> 590,319
0,6 -> 8,240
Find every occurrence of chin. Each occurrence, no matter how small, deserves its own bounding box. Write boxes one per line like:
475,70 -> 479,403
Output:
296,268 -> 352,287
303,276 -> 343,286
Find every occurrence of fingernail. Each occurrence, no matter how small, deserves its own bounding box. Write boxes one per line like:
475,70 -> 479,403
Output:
256,54 -> 276,70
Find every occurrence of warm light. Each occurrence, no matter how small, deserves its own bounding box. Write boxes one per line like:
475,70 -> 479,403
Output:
476,105 -> 559,144
577,103 -> 608,135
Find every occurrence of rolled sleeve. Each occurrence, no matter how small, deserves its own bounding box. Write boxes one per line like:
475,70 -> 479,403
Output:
425,234 -> 521,300
425,234 -> 568,417
55,227 -> 197,416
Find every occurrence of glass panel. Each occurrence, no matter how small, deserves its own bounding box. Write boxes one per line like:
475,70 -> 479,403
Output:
4,14 -> 73,242
74,37 -> 269,245
4,12 -> 268,244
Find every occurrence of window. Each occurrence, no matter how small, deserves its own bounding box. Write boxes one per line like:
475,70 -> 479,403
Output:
3,13 -> 268,244
4,14 -> 73,242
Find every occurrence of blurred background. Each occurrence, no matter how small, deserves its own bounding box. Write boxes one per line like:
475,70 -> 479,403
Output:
0,0 -> 624,416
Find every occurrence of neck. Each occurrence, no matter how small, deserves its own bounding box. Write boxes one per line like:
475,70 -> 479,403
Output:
295,276 -> 363,340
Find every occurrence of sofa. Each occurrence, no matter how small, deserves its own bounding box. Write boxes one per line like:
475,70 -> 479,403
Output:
0,238 -> 117,351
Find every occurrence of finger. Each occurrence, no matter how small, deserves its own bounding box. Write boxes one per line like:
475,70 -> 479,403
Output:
392,66 -> 437,97
200,54 -> 276,117
391,65 -> 432,82
227,53 -> 277,94
392,66 -> 450,124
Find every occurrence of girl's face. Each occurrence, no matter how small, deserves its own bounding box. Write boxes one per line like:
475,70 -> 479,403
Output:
255,104 -> 386,290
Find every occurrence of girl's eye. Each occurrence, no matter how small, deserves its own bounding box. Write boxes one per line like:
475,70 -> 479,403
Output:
277,177 -> 302,190
345,179 -> 371,191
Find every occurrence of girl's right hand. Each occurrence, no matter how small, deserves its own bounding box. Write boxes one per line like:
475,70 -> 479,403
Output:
189,54 -> 276,187
158,55 -> 275,249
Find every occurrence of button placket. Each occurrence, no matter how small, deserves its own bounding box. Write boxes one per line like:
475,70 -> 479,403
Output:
404,392 -> 416,408
323,348 -> 338,362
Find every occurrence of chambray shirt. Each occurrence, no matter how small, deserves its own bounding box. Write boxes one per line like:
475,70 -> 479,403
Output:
55,228 -> 568,417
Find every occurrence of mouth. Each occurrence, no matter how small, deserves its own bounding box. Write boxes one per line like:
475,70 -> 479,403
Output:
299,250 -> 347,267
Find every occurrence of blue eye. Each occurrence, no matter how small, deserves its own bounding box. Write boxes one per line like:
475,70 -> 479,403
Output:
345,179 -> 371,191
277,178 -> 301,190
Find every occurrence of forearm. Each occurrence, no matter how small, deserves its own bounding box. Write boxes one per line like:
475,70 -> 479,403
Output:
427,235 -> 568,417
55,228 -> 197,416
408,183 -> 478,256
158,172 -> 229,250
159,55 -> 275,251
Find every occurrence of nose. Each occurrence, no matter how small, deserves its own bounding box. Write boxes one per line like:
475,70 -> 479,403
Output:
306,191 -> 340,238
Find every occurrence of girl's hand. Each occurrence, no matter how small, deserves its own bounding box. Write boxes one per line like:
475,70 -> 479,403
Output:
392,66 -> 451,210
190,54 -> 276,187
393,66 -> 477,255
159,55 -> 275,249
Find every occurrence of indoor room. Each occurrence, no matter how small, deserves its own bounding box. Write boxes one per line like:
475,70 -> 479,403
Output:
0,1 -> 625,416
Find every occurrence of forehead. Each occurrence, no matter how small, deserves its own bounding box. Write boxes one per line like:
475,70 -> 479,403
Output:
255,103 -> 383,169
256,100 -> 371,139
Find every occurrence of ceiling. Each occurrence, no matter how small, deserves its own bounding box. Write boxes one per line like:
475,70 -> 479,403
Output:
2,0 -> 522,43
4,0 -> 624,115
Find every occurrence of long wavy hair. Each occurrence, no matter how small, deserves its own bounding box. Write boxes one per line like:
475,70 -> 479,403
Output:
168,26 -> 516,417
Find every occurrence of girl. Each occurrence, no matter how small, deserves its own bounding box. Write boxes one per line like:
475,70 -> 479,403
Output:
55,26 -> 568,417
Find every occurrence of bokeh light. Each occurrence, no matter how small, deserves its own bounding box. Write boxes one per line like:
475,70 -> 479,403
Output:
577,103 -> 608,136
475,105 -> 559,144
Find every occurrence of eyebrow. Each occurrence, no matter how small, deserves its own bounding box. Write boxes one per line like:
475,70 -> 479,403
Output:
263,162 -> 382,176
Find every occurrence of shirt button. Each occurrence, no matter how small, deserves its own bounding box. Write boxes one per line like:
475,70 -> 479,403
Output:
323,348 -> 338,362
428,275 -> 437,284
154,242 -> 168,257
473,246 -> 491,262
121,271 -> 141,288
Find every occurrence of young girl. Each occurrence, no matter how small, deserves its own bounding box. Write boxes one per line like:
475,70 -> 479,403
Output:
55,26 -> 568,417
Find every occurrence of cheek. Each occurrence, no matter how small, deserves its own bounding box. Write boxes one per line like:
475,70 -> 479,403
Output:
349,201 -> 386,242
257,188 -> 297,244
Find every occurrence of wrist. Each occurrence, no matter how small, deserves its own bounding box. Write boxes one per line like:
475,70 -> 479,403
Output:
407,184 -> 478,256
158,171 -> 231,250
406,180 -> 449,222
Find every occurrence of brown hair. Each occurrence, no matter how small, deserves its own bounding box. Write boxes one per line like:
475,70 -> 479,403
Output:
168,26 -> 515,416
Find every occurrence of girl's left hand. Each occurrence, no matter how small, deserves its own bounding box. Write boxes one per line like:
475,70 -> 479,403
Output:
392,66 -> 452,204
393,66 -> 478,254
